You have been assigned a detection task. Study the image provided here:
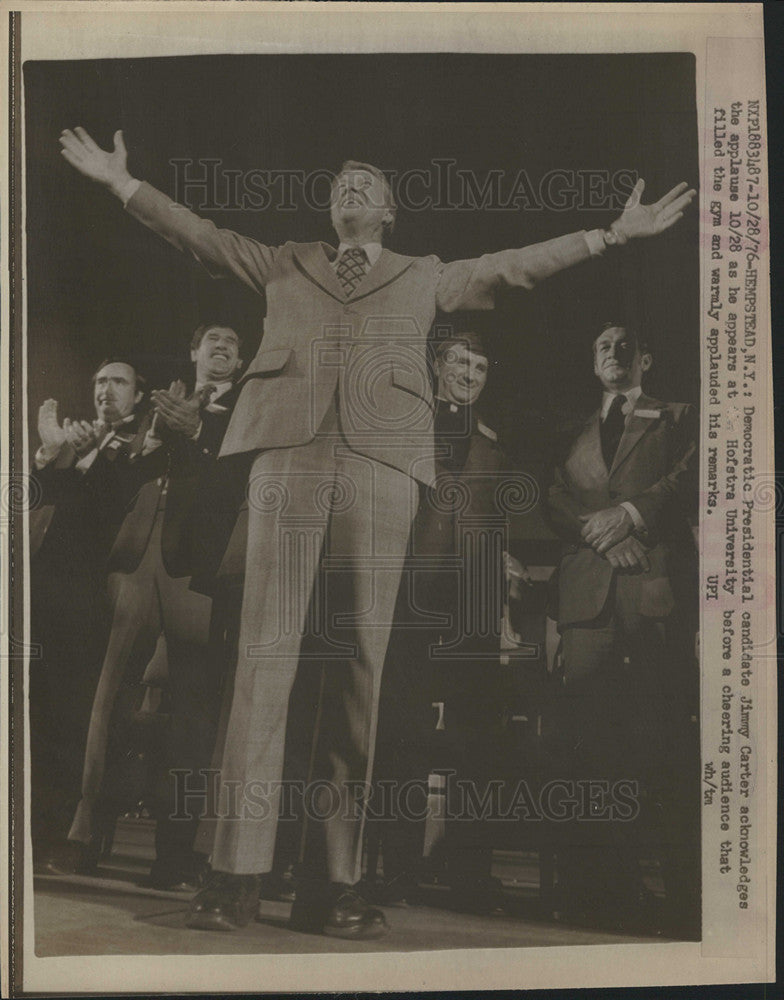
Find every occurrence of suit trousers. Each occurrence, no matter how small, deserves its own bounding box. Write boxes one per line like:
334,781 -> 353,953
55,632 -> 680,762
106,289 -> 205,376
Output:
550,574 -> 698,906
210,400 -> 417,883
69,496 -> 214,865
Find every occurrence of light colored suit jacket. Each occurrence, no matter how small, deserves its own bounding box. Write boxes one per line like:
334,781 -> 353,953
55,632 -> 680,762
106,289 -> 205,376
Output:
127,182 -> 596,485
547,392 -> 698,627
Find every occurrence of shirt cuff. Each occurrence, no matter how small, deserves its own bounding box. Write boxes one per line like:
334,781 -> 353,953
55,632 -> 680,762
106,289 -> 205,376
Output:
33,445 -> 59,470
75,448 -> 99,473
583,229 -> 606,257
118,178 -> 142,207
620,501 -> 646,532
140,429 -> 164,457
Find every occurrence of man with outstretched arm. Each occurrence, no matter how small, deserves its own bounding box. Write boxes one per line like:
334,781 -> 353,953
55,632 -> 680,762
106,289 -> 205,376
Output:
59,124 -> 695,938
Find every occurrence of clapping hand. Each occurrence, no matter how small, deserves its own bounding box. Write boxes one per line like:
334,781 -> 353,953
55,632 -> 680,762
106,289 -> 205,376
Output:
610,179 -> 696,243
64,418 -> 105,459
59,127 -> 134,198
150,380 -> 204,439
37,399 -> 67,457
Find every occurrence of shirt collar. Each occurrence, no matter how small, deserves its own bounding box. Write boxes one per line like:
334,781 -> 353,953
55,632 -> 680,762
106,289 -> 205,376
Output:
336,241 -> 383,267
601,385 -> 642,420
196,380 -> 233,401
93,412 -> 137,453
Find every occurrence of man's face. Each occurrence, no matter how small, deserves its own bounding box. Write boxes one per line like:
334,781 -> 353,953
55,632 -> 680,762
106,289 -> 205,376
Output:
436,342 -> 489,406
330,169 -> 392,239
593,326 -> 651,392
93,362 -> 142,424
191,326 -> 242,383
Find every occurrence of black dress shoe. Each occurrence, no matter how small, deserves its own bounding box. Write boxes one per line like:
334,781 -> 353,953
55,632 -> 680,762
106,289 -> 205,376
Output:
289,881 -> 388,939
324,885 -> 388,939
38,840 -> 99,876
186,873 -> 259,931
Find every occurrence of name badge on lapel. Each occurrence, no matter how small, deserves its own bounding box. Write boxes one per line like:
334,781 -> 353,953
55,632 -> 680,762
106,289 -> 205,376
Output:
636,408 -> 662,420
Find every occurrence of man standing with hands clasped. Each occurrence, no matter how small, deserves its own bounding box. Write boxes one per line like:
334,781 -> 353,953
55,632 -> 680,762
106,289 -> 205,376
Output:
545,323 -> 699,937
59,123 -> 695,938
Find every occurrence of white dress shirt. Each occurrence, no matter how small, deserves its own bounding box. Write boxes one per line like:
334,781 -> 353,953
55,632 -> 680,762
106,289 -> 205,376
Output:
332,241 -> 383,271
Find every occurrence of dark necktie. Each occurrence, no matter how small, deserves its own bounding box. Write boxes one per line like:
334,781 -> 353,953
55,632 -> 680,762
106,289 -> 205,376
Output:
336,247 -> 367,295
601,393 -> 627,469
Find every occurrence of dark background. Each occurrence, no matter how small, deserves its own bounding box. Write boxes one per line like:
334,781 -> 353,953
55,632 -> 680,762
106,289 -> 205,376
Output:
23,52 -> 699,543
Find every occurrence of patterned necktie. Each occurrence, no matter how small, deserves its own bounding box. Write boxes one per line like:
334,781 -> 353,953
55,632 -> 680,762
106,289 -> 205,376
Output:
600,393 -> 627,469
336,247 -> 368,295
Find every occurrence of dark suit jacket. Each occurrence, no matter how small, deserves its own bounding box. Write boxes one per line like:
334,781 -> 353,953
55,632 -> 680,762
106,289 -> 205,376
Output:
546,392 -> 698,628
126,182 -> 598,485
30,417 -> 144,581
382,406 -> 516,736
106,390 -> 237,577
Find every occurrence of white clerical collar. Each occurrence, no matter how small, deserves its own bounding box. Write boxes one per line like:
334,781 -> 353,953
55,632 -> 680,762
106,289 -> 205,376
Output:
336,242 -> 383,267
601,385 -> 643,420
435,395 -> 467,414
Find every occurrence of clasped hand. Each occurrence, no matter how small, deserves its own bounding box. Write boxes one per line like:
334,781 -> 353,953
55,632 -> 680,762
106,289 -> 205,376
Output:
579,506 -> 649,573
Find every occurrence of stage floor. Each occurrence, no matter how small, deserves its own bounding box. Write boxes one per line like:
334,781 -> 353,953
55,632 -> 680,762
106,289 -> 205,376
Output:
32,818 -> 668,956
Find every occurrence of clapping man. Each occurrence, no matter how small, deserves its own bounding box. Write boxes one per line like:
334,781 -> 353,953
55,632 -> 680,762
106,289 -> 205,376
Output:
31,359 -> 146,868
54,327 -> 242,890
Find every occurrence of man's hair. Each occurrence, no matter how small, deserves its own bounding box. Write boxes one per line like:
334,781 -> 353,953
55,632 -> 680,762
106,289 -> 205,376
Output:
432,311 -> 494,362
92,356 -> 146,391
335,160 -> 397,234
190,323 -> 243,353
592,322 -> 651,359
434,333 -> 488,361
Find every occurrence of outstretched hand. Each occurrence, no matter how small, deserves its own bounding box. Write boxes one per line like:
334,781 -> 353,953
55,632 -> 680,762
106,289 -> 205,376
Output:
59,127 -> 133,195
611,179 -> 696,242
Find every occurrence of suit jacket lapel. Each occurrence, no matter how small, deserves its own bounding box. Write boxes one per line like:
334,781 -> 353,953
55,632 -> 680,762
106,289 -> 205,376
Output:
568,410 -> 607,487
292,244 -> 415,306
292,243 -> 346,303
609,393 -> 661,476
347,249 -> 415,303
